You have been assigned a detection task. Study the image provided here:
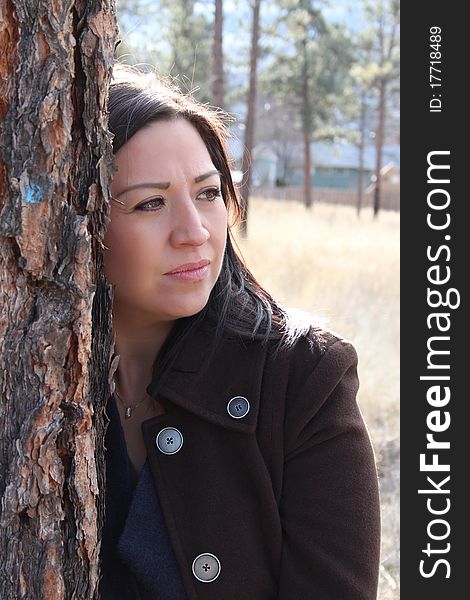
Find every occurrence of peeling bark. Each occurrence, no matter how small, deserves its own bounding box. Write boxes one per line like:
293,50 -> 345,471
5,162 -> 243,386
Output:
0,1 -> 117,598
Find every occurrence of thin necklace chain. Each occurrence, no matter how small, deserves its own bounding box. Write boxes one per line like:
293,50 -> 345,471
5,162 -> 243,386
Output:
114,385 -> 151,419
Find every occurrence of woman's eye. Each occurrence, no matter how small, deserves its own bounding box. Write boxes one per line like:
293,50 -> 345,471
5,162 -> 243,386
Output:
199,187 -> 222,201
136,197 -> 164,211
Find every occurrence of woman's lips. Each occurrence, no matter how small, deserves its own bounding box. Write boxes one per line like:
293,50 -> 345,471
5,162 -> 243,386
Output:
164,259 -> 210,282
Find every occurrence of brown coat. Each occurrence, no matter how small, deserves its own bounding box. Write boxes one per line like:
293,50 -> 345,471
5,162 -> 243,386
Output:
136,320 -> 381,599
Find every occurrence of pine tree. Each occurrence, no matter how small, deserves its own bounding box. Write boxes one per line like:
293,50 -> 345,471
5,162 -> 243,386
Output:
0,2 -> 117,597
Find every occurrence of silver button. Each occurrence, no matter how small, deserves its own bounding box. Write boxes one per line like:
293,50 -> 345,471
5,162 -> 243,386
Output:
156,427 -> 183,455
192,553 -> 221,583
227,396 -> 250,419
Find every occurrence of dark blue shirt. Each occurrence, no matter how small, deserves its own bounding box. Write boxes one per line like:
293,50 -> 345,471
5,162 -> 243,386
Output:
99,395 -> 188,600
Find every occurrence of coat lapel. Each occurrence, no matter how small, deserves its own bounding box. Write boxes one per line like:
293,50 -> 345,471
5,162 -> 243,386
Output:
146,321 -> 270,435
111,322 -> 270,597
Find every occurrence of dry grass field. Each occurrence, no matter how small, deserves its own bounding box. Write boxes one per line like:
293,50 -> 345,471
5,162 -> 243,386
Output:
233,197 -> 400,599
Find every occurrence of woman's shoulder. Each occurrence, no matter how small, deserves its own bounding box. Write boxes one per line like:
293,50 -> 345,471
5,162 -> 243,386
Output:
270,308 -> 359,375
270,311 -> 362,456
202,307 -> 358,385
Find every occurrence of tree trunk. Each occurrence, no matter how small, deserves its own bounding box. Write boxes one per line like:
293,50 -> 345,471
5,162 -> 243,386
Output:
301,35 -> 313,208
239,0 -> 261,239
0,1 -> 117,598
357,90 -> 367,217
212,0 -> 224,108
373,77 -> 386,217
303,126 -> 312,209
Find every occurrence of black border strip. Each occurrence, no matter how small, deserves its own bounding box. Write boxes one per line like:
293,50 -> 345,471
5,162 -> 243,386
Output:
401,2 -> 467,597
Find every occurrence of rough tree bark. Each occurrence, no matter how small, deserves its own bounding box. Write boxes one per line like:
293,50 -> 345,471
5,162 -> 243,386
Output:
0,1 -> 117,598
212,0 -> 224,108
239,0 -> 261,238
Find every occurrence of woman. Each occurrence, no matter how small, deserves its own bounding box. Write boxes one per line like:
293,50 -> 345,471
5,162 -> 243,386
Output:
100,63 -> 381,600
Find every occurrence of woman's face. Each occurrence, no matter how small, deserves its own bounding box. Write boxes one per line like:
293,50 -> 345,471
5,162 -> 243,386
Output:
103,118 -> 228,325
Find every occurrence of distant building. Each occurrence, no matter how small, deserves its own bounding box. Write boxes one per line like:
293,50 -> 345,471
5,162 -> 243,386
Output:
253,141 -> 400,190
226,133 -> 400,209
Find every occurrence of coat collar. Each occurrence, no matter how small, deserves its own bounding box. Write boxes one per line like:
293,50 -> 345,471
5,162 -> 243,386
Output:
145,320 -> 270,435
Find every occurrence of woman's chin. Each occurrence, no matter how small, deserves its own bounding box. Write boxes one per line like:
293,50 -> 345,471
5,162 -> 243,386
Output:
165,298 -> 210,320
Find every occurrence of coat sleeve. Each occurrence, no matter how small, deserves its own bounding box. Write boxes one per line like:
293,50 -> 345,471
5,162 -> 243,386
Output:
278,338 -> 381,600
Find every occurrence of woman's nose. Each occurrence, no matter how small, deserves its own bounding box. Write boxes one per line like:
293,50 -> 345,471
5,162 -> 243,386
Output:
169,197 -> 210,247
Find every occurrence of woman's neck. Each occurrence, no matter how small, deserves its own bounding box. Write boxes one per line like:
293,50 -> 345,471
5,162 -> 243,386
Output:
111,315 -> 175,395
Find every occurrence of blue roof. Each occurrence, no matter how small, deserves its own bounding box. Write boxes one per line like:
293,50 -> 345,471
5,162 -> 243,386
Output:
311,142 -> 400,171
227,130 -> 400,173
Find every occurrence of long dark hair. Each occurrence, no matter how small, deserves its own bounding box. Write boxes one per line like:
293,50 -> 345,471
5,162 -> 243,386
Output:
107,64 -> 314,394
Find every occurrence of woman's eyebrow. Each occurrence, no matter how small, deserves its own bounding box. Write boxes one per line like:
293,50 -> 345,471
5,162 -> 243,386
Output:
115,170 -> 221,198
116,181 -> 170,198
194,170 -> 221,183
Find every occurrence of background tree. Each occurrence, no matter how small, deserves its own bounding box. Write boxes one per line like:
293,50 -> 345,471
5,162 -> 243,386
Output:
116,0 -> 214,102
344,30 -> 377,217
255,96 -> 300,186
364,0 -> 400,217
0,1 -> 117,597
213,0 -> 225,107
263,2 -> 352,207
239,0 -> 262,238
163,0 -> 212,97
